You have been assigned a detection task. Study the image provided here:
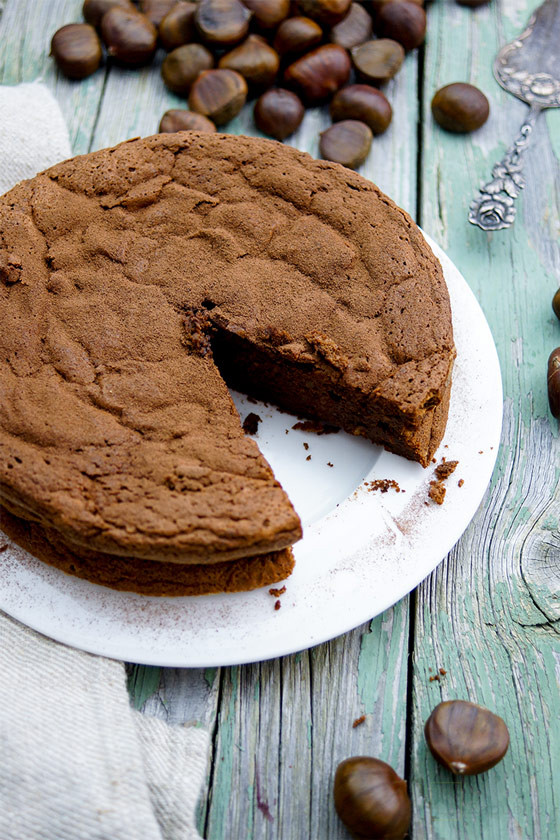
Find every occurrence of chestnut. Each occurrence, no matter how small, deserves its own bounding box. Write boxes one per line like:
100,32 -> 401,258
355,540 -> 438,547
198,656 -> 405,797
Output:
254,88 -> 304,139
548,348 -> 560,418
297,0 -> 352,26
161,43 -> 214,94
189,67 -> 248,124
431,82 -> 490,132
552,288 -> 560,321
334,756 -> 411,839
195,0 -> 251,48
158,2 -> 198,51
101,6 -> 157,66
375,1 -> 426,51
330,84 -> 392,135
82,0 -> 134,28
284,43 -> 351,105
425,700 -> 510,775
159,108 -> 217,132
51,23 -> 102,80
319,119 -> 372,169
241,0 -> 290,30
219,34 -> 280,90
351,38 -> 404,86
138,0 -> 176,26
273,16 -> 323,58
330,3 -> 373,50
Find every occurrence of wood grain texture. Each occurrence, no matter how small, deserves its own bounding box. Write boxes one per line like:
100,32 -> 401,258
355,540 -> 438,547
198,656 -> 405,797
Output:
414,1 -> 560,837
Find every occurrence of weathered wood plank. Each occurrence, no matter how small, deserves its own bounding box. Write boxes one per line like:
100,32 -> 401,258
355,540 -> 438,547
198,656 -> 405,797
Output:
204,606 -> 410,840
415,0 -> 560,837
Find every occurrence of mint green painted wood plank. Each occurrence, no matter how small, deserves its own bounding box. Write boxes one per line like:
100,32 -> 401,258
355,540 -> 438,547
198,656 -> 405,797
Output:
205,605 -> 410,840
0,0 -> 107,155
415,1 -> 560,837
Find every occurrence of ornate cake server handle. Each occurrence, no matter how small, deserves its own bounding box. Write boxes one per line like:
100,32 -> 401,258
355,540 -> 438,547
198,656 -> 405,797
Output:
469,103 -> 541,231
468,0 -> 560,230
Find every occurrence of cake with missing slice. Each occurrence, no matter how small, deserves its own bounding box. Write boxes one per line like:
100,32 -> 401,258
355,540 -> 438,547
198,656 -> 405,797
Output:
0,132 -> 455,594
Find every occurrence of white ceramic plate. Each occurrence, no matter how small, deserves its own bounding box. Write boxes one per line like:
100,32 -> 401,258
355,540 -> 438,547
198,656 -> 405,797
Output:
0,235 -> 502,666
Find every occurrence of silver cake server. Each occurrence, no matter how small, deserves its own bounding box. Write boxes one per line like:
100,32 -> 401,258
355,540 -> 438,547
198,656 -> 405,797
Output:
469,0 -> 560,230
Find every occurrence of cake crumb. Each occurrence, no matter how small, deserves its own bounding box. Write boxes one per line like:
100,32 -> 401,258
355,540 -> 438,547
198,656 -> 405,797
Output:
428,480 -> 446,505
352,715 -> 366,729
429,674 -> 440,682
365,479 -> 400,493
303,442 -> 309,450
479,450 -> 484,454
432,457 -> 437,463
269,586 -> 286,597
439,668 -> 447,676
327,461 -> 333,467
292,419 -> 339,435
306,455 -> 311,461
242,412 -> 261,435
274,599 -> 281,611
458,479 -> 464,488
434,460 -> 458,480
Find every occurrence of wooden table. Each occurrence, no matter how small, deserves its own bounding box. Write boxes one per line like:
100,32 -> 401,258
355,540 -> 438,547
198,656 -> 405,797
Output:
2,1 -> 559,837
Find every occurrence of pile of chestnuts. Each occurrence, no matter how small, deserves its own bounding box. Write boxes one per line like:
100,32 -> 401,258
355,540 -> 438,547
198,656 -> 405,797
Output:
334,699 -> 509,839
51,0 -> 491,171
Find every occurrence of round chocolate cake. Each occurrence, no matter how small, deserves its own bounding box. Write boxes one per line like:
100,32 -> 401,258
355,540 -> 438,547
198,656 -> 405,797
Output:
0,132 -> 454,594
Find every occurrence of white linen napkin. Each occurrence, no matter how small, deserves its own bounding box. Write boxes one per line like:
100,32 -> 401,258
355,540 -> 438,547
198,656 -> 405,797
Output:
0,82 -> 209,840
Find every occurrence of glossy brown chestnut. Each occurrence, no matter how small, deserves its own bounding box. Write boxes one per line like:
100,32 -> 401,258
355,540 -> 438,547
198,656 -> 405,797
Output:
320,120 -> 372,169
101,6 -> 157,66
273,16 -> 323,57
431,82 -> 489,132
254,88 -> 304,139
241,0 -> 290,29
159,108 -> 217,132
189,67 -> 248,124
219,34 -> 280,89
82,0 -> 134,28
334,756 -> 411,839
161,43 -> 214,94
548,348 -> 560,418
351,39 -> 404,85
195,0 -> 251,47
138,0 -> 176,26
425,700 -> 510,775
159,2 -> 197,50
330,84 -> 392,135
51,23 -> 102,80
330,3 -> 373,49
552,288 -> 560,321
375,1 -> 426,51
284,43 -> 351,105
297,0 -> 352,26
